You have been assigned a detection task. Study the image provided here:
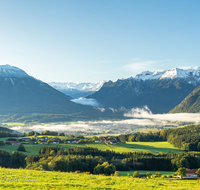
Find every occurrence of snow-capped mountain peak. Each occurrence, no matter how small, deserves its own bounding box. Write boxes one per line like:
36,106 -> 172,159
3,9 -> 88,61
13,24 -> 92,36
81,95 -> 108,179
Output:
0,64 -> 29,78
48,81 -> 106,98
134,67 -> 200,82
49,81 -> 106,92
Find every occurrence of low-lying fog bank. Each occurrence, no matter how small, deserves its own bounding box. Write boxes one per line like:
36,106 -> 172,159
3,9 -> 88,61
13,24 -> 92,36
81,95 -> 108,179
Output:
10,107 -> 200,135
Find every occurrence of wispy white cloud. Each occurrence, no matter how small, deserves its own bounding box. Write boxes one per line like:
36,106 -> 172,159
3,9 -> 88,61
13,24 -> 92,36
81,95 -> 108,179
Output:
121,60 -> 170,75
71,98 -> 100,107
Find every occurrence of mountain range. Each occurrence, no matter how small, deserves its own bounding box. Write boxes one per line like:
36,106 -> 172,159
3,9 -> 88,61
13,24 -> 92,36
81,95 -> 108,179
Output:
87,67 -> 200,113
1,64 -> 200,116
48,81 -> 105,98
0,65 -> 87,114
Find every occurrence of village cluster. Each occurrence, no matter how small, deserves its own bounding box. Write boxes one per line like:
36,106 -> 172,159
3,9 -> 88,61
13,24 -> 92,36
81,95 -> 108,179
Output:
6,135 -> 118,146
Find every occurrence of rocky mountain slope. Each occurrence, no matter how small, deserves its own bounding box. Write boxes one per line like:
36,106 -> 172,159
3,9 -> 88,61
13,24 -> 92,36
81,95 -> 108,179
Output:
0,65 -> 88,114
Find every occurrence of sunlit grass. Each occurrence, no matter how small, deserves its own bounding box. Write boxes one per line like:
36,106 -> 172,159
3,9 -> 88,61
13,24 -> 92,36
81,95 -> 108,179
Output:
1,123 -> 25,126
0,140 -> 184,156
125,141 -> 184,154
0,168 -> 199,190
119,170 -> 174,176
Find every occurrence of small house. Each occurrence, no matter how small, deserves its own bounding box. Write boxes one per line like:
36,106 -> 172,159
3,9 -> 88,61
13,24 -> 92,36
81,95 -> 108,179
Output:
41,137 -> 48,140
21,138 -> 31,141
110,140 -> 118,145
40,140 -> 48,145
33,135 -> 38,140
185,169 -> 198,178
53,139 -> 60,144
67,139 -> 79,143
11,141 -> 21,146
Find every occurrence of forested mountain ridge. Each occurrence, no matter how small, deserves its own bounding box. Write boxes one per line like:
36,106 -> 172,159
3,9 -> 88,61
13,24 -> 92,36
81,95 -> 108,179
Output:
169,85 -> 200,113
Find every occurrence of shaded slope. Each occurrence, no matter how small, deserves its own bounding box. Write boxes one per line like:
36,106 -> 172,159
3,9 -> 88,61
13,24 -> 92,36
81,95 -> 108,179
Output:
88,78 -> 196,113
0,65 -> 88,114
169,85 -> 200,113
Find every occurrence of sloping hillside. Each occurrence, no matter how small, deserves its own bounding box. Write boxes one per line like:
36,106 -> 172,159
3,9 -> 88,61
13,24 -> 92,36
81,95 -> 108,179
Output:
169,85 -> 200,113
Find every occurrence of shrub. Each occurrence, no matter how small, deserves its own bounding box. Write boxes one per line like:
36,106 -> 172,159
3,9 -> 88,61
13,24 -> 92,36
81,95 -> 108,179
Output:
0,141 -> 5,146
114,171 -> 120,176
133,171 -> 140,178
17,144 -> 26,152
146,172 -> 152,178
155,172 -> 162,178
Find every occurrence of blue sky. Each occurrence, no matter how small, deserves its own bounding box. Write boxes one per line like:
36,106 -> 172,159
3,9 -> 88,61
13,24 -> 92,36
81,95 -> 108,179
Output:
0,0 -> 199,83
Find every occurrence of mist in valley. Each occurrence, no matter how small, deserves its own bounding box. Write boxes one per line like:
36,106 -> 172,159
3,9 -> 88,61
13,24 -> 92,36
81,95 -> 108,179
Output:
10,106 -> 200,135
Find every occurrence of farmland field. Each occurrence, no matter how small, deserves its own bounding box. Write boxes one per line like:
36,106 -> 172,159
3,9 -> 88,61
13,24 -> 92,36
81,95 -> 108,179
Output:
119,170 -> 174,176
125,141 -> 184,154
0,168 -> 199,190
0,139 -> 184,155
1,123 -> 25,126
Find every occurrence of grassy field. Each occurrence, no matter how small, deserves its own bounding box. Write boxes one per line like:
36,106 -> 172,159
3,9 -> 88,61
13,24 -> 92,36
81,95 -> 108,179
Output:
125,141 -> 184,154
119,170 -> 174,176
1,123 -> 25,126
0,139 -> 184,155
0,168 -> 199,190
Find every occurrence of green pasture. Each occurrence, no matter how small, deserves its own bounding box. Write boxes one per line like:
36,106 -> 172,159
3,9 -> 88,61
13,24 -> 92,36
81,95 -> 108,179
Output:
119,170 -> 175,176
0,137 -> 10,142
59,142 -> 136,153
32,135 -> 67,139
134,128 -> 160,132
125,141 -> 184,154
59,141 -> 183,154
1,123 -> 25,126
0,144 -> 52,156
0,139 -> 184,155
0,168 -> 200,190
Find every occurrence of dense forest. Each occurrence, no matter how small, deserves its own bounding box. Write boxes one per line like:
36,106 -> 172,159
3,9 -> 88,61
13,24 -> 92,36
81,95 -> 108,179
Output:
0,131 -> 19,138
25,146 -> 200,173
0,150 -> 25,168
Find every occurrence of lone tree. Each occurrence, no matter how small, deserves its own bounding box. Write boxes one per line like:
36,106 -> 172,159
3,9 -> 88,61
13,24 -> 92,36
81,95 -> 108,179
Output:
17,144 -> 26,152
176,167 -> 186,178
22,132 -> 26,137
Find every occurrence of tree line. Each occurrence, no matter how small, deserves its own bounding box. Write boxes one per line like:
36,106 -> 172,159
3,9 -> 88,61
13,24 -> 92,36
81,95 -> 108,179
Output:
25,146 -> 200,173
117,125 -> 200,151
1,145 -> 200,175
0,150 -> 25,168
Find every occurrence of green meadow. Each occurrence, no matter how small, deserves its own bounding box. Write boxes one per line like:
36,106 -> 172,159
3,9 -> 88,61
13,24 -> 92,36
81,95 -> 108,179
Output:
119,170 -> 174,176
0,139 -> 184,155
0,168 -> 199,190
1,123 -> 25,126
125,141 -> 184,154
